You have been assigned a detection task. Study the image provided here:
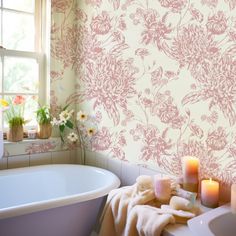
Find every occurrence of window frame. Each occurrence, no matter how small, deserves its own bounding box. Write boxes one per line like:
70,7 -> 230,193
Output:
0,0 -> 48,131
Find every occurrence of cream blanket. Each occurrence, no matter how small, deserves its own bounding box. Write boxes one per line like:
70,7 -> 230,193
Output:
97,176 -> 196,236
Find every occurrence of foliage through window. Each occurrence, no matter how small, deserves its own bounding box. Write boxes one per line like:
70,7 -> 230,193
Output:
0,0 -> 47,129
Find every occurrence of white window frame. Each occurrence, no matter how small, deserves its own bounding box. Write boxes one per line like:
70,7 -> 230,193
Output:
0,0 -> 48,131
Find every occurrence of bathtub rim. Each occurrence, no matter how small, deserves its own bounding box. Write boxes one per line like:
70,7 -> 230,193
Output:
0,164 -> 120,219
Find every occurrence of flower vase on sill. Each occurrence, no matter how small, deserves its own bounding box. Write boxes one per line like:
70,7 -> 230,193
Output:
38,123 -> 52,139
36,105 -> 52,139
7,121 -> 24,142
3,96 -> 26,142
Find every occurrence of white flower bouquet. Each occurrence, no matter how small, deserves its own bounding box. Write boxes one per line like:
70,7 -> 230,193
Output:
51,106 -> 96,148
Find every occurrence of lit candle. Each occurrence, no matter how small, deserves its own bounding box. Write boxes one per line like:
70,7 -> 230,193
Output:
154,176 -> 171,203
183,156 -> 199,192
231,184 -> 236,213
201,178 -> 219,208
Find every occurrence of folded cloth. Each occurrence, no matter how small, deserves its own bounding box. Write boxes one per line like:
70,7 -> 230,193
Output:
124,205 -> 175,236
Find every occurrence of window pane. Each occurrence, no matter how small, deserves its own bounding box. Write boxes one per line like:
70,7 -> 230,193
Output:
3,10 -> 34,51
0,10 -> 2,45
24,95 -> 38,126
0,57 -> 2,92
4,57 -> 39,93
3,0 -> 34,13
3,95 -> 38,128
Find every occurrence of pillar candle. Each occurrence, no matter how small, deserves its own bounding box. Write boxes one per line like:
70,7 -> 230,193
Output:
183,156 -> 199,192
154,176 -> 171,203
231,184 -> 236,213
201,178 -> 219,208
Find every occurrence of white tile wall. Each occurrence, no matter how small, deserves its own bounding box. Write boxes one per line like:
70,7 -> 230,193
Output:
76,148 -> 83,164
70,149 -> 77,164
121,162 -> 140,186
1,149 -> 78,170
139,166 -> 163,176
82,152 -> 165,187
2,147 -> 168,191
95,152 -> 108,169
107,158 -> 122,180
30,152 -> 52,166
0,157 -> 7,170
52,150 -> 71,164
8,155 -> 30,169
85,150 -> 96,166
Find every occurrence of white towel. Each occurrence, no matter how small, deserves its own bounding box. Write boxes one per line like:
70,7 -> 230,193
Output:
124,205 -> 175,236
97,175 -> 197,236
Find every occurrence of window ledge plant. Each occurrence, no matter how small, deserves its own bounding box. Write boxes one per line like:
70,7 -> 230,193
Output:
36,105 -> 52,139
1,96 -> 26,142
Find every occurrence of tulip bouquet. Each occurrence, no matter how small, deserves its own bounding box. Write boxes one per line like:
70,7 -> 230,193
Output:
2,96 -> 26,128
0,96 -> 27,142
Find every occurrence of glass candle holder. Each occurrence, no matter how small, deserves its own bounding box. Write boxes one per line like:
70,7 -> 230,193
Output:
27,129 -> 37,139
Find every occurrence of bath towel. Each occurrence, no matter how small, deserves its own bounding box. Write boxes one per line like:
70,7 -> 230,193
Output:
124,205 -> 175,236
97,175 -> 197,236
98,176 -> 157,236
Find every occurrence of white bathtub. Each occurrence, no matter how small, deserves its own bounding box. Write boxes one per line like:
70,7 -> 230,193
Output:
0,164 -> 120,236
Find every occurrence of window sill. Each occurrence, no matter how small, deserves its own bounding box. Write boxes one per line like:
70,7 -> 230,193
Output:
3,137 -> 64,157
4,137 -> 60,145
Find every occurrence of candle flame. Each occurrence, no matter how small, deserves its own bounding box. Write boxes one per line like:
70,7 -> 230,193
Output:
210,178 -> 212,182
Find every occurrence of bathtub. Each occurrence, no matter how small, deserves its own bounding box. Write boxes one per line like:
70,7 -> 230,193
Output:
0,164 -> 120,236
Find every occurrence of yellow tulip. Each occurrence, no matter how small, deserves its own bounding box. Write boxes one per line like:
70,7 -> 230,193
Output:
0,99 -> 9,107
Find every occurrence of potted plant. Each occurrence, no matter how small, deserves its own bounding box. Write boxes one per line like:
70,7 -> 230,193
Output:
36,105 -> 52,139
4,96 -> 26,142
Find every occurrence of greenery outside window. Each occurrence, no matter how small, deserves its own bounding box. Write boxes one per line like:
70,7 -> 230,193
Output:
0,0 -> 48,131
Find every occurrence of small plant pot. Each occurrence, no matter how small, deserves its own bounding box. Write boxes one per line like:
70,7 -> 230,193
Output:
7,125 -> 24,142
38,123 -> 52,139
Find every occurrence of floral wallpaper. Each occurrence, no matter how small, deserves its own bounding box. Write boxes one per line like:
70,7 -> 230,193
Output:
50,0 -> 236,185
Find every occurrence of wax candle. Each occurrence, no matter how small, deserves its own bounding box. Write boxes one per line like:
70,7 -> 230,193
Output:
28,129 -> 37,139
183,156 -> 199,192
201,178 -> 219,208
231,184 -> 236,213
154,176 -> 171,203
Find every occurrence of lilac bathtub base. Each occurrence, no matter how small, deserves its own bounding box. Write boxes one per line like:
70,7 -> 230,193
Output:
0,197 -> 104,236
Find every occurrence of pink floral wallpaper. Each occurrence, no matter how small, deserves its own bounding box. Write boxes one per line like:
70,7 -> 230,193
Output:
50,0 -> 236,185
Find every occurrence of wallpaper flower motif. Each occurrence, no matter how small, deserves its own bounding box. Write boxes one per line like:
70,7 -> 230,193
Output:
80,55 -> 138,125
206,11 -> 227,35
158,0 -> 187,12
51,0 -> 236,185
90,11 -> 112,34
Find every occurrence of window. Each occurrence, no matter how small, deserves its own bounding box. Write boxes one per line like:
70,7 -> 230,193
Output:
0,0 -> 47,129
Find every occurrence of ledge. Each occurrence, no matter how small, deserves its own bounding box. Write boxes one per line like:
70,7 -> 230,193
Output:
4,137 -> 60,145
3,137 -> 66,157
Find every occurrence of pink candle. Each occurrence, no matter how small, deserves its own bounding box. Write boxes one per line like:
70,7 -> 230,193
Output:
201,178 -> 219,208
154,176 -> 171,203
183,156 -> 199,192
